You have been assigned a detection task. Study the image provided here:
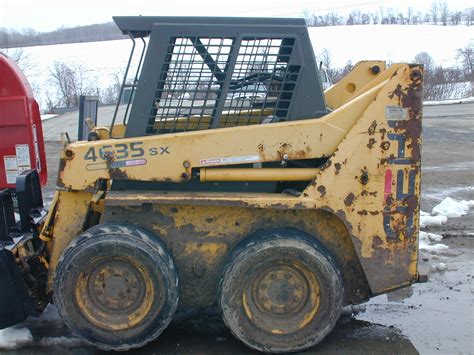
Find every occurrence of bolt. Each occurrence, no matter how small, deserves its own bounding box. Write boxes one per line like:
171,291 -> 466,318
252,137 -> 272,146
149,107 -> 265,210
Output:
410,69 -> 422,81
360,172 -> 369,185
64,149 -> 74,159
370,65 -> 380,74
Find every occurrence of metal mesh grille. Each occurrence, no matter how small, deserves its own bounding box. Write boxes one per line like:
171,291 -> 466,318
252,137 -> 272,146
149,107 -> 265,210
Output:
146,36 -> 298,135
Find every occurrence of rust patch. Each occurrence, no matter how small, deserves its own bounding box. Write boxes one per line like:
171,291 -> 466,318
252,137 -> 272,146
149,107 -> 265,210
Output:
372,235 -> 383,249
317,185 -> 327,197
344,193 -> 356,207
320,159 -> 332,171
387,66 -> 423,162
108,168 -> 129,180
380,141 -> 390,151
367,138 -> 376,149
56,157 -> 68,188
368,120 -> 377,135
361,190 -> 378,197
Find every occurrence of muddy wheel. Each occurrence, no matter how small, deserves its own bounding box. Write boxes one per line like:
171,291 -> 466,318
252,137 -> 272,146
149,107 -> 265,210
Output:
219,228 -> 343,353
53,223 -> 178,351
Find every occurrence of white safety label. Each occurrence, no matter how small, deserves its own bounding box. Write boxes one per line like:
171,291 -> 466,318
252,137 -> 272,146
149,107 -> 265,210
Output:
200,155 -> 260,166
15,144 -> 31,169
4,156 -> 18,184
4,156 -> 17,171
385,105 -> 409,121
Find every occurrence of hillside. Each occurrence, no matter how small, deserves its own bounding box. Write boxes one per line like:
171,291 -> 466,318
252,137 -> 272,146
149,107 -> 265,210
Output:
6,24 -> 473,111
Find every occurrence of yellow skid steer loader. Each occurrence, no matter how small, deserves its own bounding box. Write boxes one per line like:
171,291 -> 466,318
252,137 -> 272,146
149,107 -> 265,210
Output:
0,16 -> 425,353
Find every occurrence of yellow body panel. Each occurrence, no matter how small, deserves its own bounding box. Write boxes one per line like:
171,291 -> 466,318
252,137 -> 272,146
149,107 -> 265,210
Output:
44,62 -> 423,300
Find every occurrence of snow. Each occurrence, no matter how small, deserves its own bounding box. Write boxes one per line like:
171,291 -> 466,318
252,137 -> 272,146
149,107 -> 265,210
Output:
431,262 -> 447,272
0,327 -> 33,350
0,304 -> 83,350
310,25 -> 473,68
40,114 -> 58,121
418,196 -> 474,256
424,96 -> 474,106
7,24 -> 472,111
420,214 -> 447,228
432,197 -> 474,218
419,242 -> 450,254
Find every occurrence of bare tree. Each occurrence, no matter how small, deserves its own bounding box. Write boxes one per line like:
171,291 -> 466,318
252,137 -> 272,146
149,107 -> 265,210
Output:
439,2 -> 449,25
414,52 -> 435,72
48,61 -> 93,108
430,1 -> 439,24
1,48 -> 35,73
457,43 -> 474,77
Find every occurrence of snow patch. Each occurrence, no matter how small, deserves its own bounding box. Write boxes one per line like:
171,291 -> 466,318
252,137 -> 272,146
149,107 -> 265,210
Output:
423,96 -> 474,106
419,240 -> 450,254
40,114 -> 58,121
432,197 -> 474,218
419,231 -> 444,243
420,214 -> 447,228
36,336 -> 84,347
431,262 -> 447,272
0,327 -> 33,350
419,231 -> 448,255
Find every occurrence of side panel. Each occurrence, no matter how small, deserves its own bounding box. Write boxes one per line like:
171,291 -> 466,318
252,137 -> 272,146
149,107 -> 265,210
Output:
305,64 -> 423,294
101,204 -> 371,309
47,190 -> 93,288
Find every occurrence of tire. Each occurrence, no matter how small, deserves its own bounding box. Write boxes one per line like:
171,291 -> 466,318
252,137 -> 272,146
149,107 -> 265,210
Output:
219,228 -> 343,353
53,223 -> 179,351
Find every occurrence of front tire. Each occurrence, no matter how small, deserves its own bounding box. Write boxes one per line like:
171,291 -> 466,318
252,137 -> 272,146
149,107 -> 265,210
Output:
219,228 -> 343,353
53,223 -> 178,351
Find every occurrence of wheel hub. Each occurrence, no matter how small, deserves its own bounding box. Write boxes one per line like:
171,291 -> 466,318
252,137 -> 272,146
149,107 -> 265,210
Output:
255,266 -> 308,315
91,260 -> 144,311
243,261 -> 321,335
75,256 -> 155,331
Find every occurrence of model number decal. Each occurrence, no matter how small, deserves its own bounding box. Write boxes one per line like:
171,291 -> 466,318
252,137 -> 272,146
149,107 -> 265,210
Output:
83,142 -> 169,162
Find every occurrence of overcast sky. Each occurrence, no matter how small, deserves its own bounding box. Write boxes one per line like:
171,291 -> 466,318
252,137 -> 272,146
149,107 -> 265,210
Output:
0,0 -> 471,32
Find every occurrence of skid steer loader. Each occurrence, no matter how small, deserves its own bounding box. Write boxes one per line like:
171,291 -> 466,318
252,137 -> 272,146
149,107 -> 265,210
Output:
0,16 -> 425,352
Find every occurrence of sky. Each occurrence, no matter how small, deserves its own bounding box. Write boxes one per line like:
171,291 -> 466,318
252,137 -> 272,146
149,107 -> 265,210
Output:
0,0 -> 472,32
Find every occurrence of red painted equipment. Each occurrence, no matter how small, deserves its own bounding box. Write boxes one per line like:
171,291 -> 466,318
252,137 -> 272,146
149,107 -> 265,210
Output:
0,54 -> 47,189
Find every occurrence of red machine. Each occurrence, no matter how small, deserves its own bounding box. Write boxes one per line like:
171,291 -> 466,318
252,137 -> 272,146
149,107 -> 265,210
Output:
0,54 -> 47,189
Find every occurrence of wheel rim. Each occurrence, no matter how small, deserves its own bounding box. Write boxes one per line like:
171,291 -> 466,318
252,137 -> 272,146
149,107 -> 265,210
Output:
242,260 -> 321,335
75,256 -> 159,331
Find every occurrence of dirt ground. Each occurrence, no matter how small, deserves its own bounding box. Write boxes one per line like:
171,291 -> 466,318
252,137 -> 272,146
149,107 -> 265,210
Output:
15,102 -> 474,354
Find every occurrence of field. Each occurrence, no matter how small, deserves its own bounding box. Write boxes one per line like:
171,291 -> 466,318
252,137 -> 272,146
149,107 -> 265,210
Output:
10,24 -> 474,112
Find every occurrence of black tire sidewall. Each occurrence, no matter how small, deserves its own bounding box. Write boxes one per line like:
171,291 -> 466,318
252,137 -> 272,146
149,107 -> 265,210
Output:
53,224 -> 178,350
220,230 -> 343,353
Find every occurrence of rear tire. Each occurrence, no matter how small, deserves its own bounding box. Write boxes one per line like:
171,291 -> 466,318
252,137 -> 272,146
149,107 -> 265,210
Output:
53,223 -> 178,351
219,228 -> 343,353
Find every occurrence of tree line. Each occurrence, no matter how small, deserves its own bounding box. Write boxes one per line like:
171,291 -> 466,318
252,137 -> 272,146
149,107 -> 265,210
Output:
304,2 -> 474,27
319,44 -> 474,101
0,22 -> 125,49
